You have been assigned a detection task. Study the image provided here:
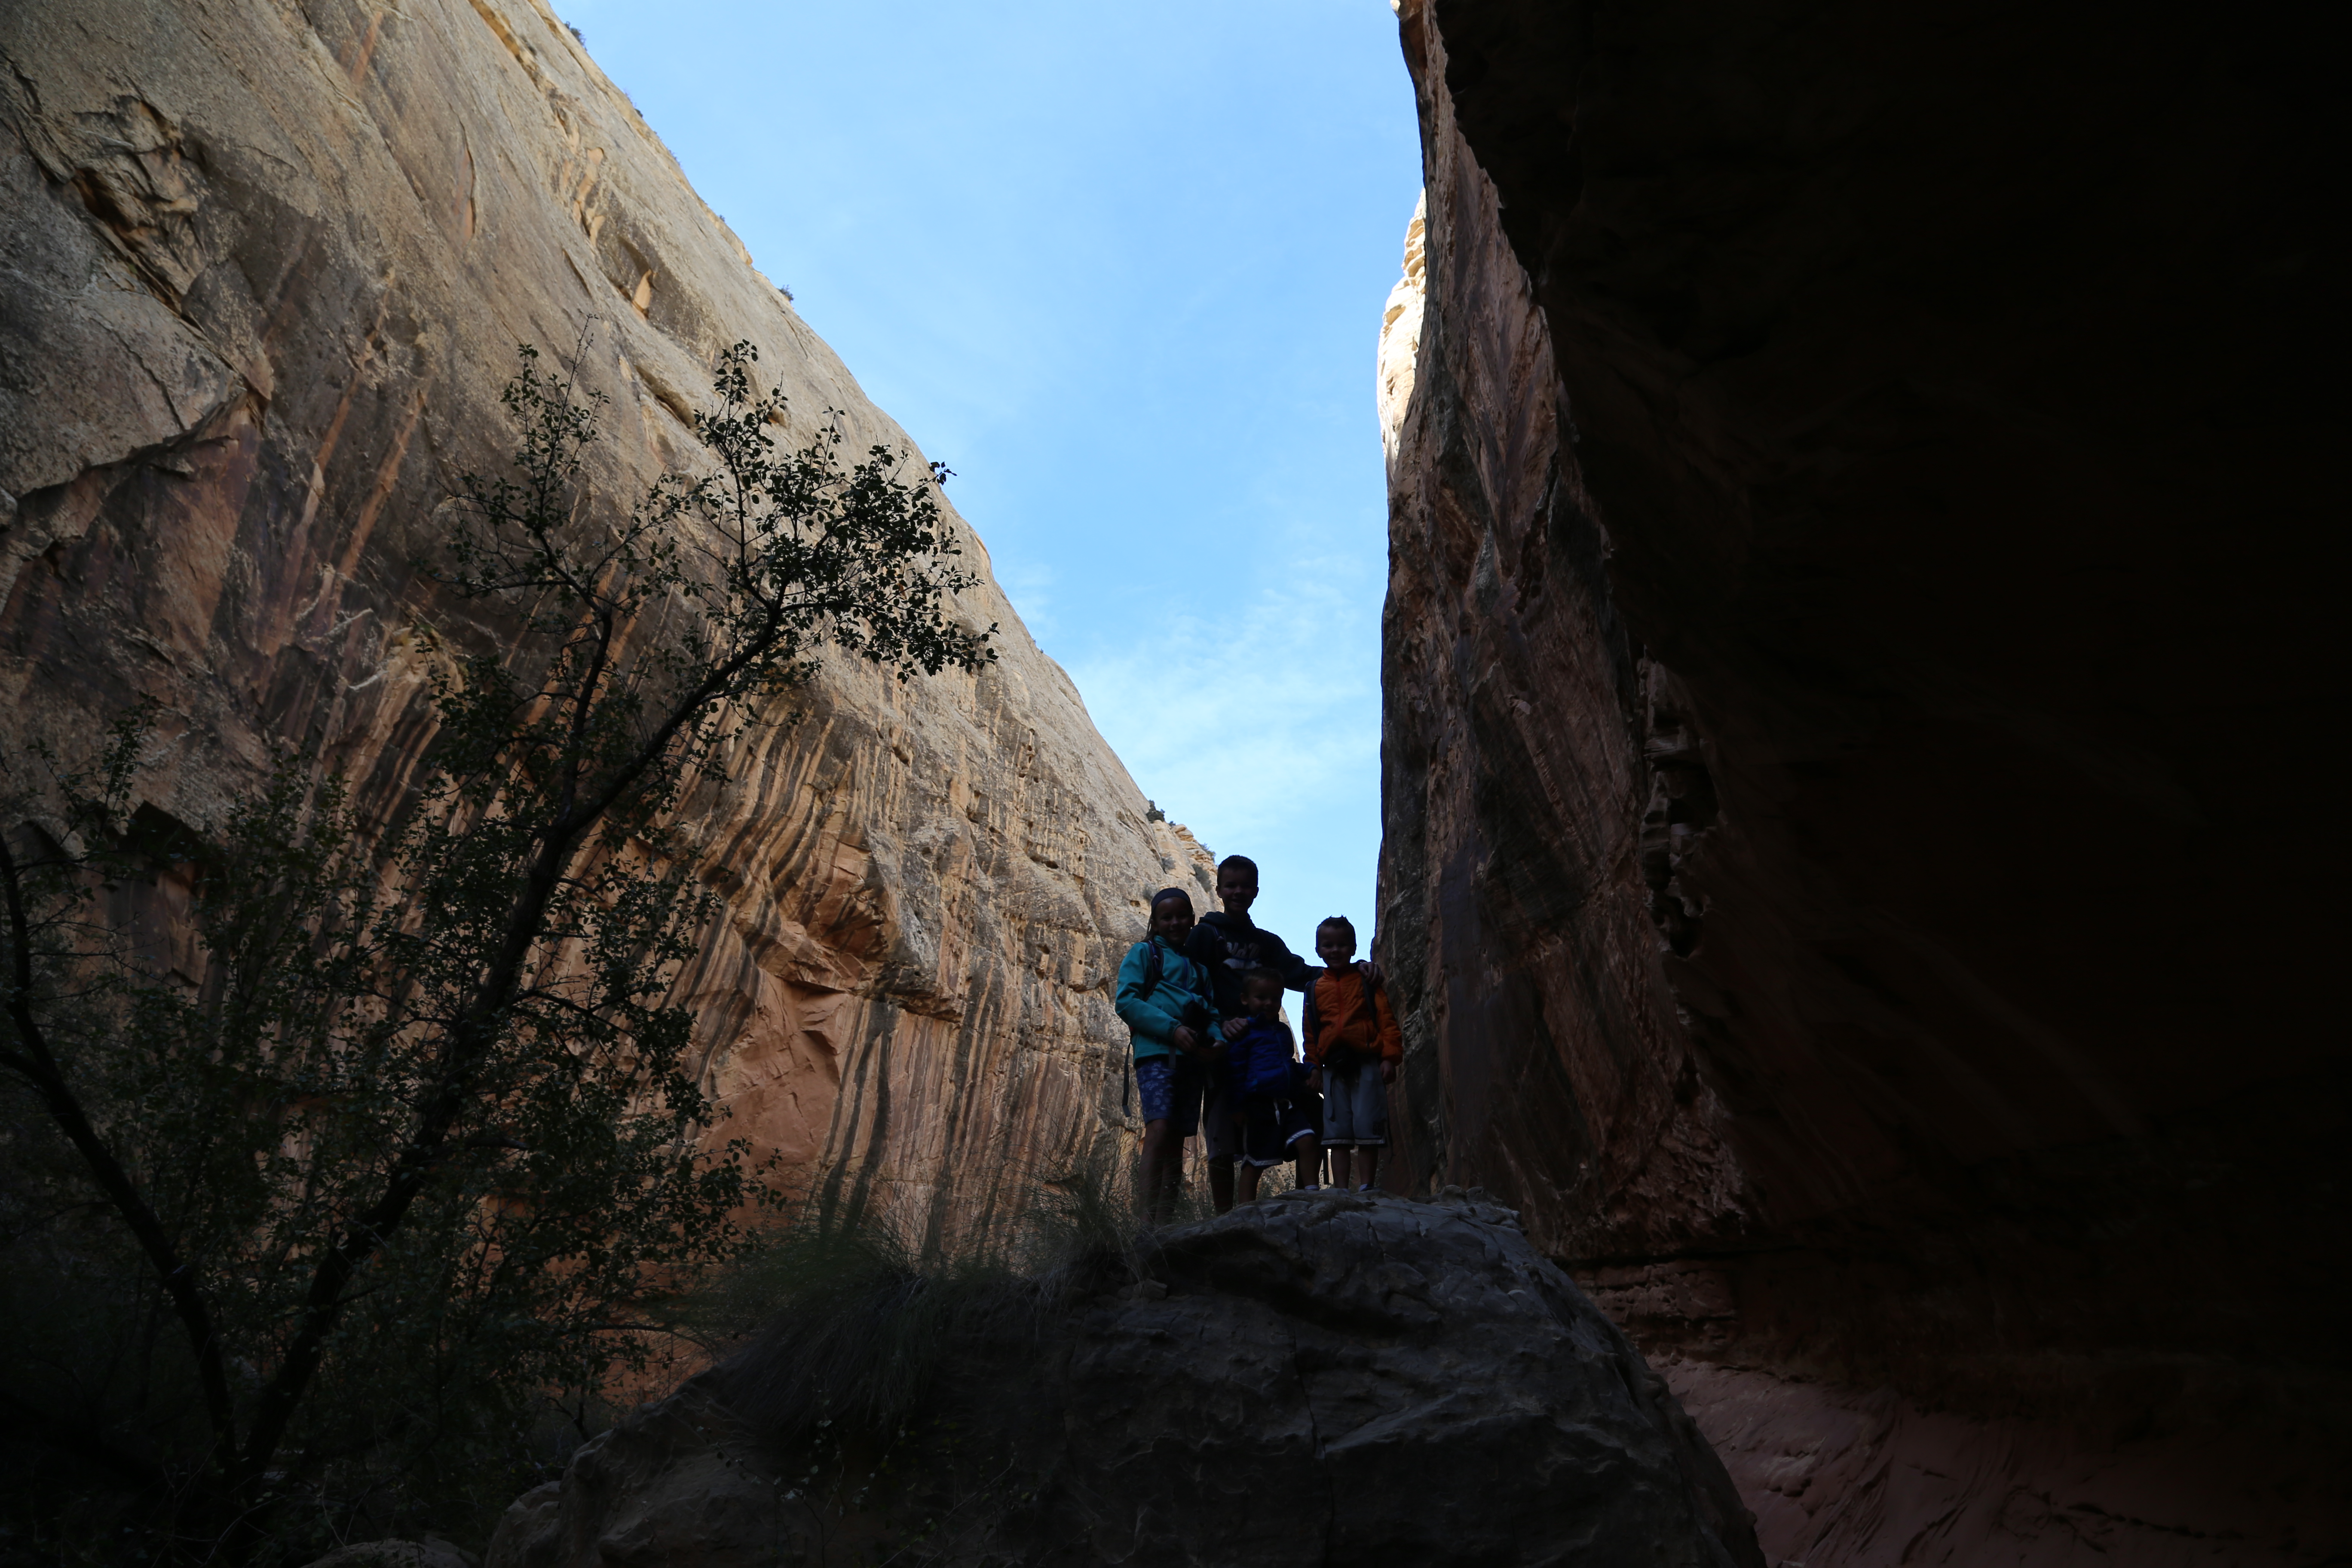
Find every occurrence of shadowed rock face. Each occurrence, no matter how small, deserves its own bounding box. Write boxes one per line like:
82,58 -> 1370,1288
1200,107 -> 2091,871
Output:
488,1192 -> 1767,1568
1378,0 -> 2345,1561
0,0 -> 1216,1236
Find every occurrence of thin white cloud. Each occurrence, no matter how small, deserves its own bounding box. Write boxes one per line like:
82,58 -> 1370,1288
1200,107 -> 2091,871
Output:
1064,547 -> 1384,948
994,559 -> 1059,642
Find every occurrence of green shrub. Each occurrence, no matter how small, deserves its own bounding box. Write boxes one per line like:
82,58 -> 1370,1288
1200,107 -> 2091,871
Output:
0,341 -> 994,1565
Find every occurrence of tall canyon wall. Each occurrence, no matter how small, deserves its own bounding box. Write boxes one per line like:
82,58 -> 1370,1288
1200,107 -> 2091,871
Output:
1377,1 -> 2343,1563
0,0 -> 1210,1248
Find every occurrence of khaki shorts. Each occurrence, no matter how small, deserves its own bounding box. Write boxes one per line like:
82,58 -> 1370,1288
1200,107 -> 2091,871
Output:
1322,1060 -> 1389,1147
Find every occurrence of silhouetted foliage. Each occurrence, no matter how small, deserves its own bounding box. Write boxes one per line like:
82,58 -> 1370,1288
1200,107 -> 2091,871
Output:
0,342 -> 996,1564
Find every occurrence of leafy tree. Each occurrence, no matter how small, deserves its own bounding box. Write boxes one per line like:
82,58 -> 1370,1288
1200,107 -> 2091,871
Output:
0,343 -> 995,1562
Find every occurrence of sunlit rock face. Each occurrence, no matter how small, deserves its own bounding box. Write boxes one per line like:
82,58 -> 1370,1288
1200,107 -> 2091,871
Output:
1375,190 -> 1425,467
1378,0 -> 2343,1562
0,0 -> 1212,1239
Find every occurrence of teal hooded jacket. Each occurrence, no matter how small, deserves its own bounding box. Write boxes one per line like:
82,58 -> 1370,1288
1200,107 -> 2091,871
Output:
1114,936 -> 1218,1061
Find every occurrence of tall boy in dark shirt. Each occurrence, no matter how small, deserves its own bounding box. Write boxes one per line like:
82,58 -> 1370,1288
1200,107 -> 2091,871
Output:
1183,854 -> 1328,1210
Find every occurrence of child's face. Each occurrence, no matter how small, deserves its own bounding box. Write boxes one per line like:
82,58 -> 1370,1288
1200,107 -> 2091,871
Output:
1217,864 -> 1259,917
1244,980 -> 1283,1021
1152,899 -> 1194,946
1316,925 -> 1356,969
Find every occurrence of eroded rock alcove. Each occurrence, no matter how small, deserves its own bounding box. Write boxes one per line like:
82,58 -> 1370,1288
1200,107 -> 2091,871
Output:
1375,1 -> 2344,1562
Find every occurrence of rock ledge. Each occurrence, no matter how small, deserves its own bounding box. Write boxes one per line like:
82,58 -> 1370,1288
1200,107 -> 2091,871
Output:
490,1191 -> 1762,1568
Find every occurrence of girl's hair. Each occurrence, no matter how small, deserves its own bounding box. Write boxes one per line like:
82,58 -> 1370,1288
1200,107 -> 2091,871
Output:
1150,887 -> 1195,914
1317,915 -> 1358,946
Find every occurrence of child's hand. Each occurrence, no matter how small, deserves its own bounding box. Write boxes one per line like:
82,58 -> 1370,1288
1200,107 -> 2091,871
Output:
1381,1060 -> 1398,1085
1222,1017 -> 1249,1041
1308,1069 -> 1324,1092
1172,1025 -> 1200,1054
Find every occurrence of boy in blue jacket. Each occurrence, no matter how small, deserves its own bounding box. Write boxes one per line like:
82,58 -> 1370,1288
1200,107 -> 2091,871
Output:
1115,887 -> 1223,1222
1225,968 -> 1321,1204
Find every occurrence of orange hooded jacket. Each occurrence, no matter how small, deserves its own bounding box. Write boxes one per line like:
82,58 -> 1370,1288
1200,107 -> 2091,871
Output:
1302,968 -> 1402,1066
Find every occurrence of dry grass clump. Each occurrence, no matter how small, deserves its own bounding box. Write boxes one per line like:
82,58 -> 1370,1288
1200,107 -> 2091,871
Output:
668,1158 -> 1172,1446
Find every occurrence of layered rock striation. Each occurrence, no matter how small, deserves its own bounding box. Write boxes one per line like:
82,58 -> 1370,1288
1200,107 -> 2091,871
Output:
0,0 -> 1211,1238
488,1191 -> 1766,1568
1378,0 -> 2345,1562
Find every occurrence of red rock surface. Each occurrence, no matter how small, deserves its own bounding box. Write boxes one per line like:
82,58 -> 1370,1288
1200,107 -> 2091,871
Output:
1377,1 -> 2346,1561
0,0 -> 1215,1241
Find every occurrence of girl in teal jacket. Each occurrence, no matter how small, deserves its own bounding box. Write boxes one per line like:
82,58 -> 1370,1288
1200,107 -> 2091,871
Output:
1117,888 -> 1221,1220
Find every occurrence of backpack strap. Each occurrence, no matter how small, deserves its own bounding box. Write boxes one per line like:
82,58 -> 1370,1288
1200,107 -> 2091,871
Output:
1302,978 -> 1322,1055
1140,937 -> 1165,1002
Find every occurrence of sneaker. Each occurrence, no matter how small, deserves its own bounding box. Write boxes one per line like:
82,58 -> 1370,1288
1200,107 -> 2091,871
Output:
1357,1183 -> 1376,1192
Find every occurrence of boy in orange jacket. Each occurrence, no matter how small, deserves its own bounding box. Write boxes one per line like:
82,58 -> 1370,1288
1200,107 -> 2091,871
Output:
1301,916 -> 1402,1191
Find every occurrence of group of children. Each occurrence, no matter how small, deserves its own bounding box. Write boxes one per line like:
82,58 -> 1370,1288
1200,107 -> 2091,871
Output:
1115,854 -> 1402,1221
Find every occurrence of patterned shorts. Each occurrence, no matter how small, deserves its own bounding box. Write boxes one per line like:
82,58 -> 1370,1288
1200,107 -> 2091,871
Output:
1134,1055 -> 1203,1136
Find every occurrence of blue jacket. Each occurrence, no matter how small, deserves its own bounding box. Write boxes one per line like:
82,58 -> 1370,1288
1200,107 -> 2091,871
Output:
1226,1017 -> 1300,1102
1115,937 -> 1219,1061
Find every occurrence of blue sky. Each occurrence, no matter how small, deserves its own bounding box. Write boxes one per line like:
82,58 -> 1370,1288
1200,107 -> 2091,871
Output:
559,0 -> 1423,956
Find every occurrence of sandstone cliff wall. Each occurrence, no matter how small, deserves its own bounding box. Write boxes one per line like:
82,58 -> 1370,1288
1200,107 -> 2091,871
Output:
0,0 -> 1211,1243
1378,1 -> 2344,1562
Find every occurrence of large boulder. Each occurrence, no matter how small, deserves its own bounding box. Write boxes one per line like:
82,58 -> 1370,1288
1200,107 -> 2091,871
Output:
488,1190 -> 1763,1567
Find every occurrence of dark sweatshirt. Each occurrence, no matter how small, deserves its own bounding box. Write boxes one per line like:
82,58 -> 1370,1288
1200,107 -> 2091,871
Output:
1184,911 -> 1319,1020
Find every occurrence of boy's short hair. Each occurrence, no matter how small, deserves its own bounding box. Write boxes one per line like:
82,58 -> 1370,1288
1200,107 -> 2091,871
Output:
1241,966 -> 1285,992
1217,854 -> 1259,885
1317,915 -> 1358,946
